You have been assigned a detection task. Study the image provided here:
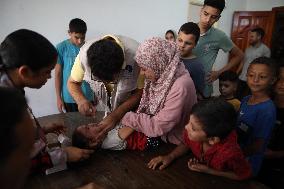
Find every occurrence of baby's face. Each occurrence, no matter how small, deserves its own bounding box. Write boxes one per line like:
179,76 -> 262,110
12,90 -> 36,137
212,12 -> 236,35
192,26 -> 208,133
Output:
76,124 -> 98,140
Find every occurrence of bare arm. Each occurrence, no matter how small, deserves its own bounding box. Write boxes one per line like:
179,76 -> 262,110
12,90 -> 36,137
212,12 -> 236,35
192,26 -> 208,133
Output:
67,77 -> 85,103
118,126 -> 135,140
188,163 -> 243,180
99,88 -> 143,131
236,60 -> 244,75
148,143 -> 189,170
220,45 -> 244,73
67,77 -> 96,116
209,170 -> 241,180
167,143 -> 189,160
208,45 -> 244,82
55,64 -> 64,112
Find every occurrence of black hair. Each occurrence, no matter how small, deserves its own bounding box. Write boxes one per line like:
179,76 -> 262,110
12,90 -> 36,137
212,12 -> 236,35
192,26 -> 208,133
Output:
87,39 -> 124,82
250,57 -> 277,78
191,97 -> 237,139
251,27 -> 265,39
72,128 -> 89,149
0,87 -> 28,163
203,0 -> 225,13
69,18 -> 87,34
218,70 -> 238,83
179,22 -> 200,44
165,30 -> 176,38
0,29 -> 57,72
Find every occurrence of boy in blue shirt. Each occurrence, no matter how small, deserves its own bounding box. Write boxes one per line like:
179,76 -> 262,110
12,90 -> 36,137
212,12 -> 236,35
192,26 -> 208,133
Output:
55,18 -> 93,112
237,57 -> 277,176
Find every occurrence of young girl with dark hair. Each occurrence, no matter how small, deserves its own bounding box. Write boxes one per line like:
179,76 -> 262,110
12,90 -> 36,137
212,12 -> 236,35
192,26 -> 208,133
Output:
0,29 -> 93,174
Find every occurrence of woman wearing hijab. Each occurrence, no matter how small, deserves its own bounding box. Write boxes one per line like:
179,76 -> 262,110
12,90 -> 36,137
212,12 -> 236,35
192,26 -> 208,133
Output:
73,37 -> 197,150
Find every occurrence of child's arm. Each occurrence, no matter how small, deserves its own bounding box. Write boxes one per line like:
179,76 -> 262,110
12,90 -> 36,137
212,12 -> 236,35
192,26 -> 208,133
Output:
188,161 -> 243,180
118,126 -> 134,140
242,138 -> 264,156
148,143 -> 189,170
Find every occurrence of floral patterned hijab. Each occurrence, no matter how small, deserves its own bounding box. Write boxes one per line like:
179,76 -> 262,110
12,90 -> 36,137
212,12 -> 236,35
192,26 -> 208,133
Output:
135,37 -> 185,115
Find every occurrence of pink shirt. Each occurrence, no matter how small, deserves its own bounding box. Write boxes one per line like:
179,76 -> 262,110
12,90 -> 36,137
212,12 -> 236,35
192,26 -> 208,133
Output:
121,71 -> 197,145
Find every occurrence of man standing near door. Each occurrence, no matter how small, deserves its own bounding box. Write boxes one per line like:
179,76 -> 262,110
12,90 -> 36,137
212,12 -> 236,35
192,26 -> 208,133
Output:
193,0 -> 244,98
237,27 -> 271,99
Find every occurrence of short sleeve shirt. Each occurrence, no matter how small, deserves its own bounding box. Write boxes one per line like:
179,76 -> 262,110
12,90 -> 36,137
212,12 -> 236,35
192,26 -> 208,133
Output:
236,96 -> 276,175
192,27 -> 234,97
183,130 -> 252,180
56,39 -> 93,103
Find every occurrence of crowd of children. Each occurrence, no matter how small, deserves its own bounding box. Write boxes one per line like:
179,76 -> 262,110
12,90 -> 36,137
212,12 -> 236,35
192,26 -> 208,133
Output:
1,0 -> 283,189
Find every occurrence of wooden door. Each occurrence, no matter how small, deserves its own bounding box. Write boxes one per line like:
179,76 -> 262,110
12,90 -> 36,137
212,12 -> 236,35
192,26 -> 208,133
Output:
231,11 -> 274,52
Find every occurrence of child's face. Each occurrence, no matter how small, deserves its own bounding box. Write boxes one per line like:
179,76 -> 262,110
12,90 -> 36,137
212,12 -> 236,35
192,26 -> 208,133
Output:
24,63 -> 55,89
177,31 -> 196,58
140,66 -> 156,82
69,32 -> 85,47
219,80 -> 237,98
165,33 -> 175,42
275,67 -> 284,96
185,115 -> 207,142
246,64 -> 274,94
76,124 -> 98,142
6,111 -> 35,188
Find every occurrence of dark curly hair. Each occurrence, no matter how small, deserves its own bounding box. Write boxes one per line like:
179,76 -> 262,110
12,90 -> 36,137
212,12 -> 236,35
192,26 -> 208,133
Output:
191,97 -> 237,139
69,18 -> 87,34
179,22 -> 200,44
0,29 -> 57,72
87,39 -> 124,82
204,0 -> 225,13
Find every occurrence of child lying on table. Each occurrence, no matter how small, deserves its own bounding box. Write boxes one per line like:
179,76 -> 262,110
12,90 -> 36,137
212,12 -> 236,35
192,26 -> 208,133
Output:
72,37 -> 197,151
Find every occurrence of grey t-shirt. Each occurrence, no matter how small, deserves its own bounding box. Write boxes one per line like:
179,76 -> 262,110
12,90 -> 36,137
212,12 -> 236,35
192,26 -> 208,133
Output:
181,57 -> 205,96
239,43 -> 271,81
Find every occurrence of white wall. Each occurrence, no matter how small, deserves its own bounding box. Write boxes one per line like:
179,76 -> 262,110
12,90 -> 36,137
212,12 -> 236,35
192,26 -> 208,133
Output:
188,0 -> 284,96
188,0 -> 247,96
1,0 -> 283,116
0,0 -> 188,117
246,0 -> 284,11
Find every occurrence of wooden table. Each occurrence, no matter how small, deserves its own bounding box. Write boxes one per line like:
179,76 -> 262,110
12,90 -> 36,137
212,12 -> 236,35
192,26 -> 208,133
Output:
24,112 -> 268,189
